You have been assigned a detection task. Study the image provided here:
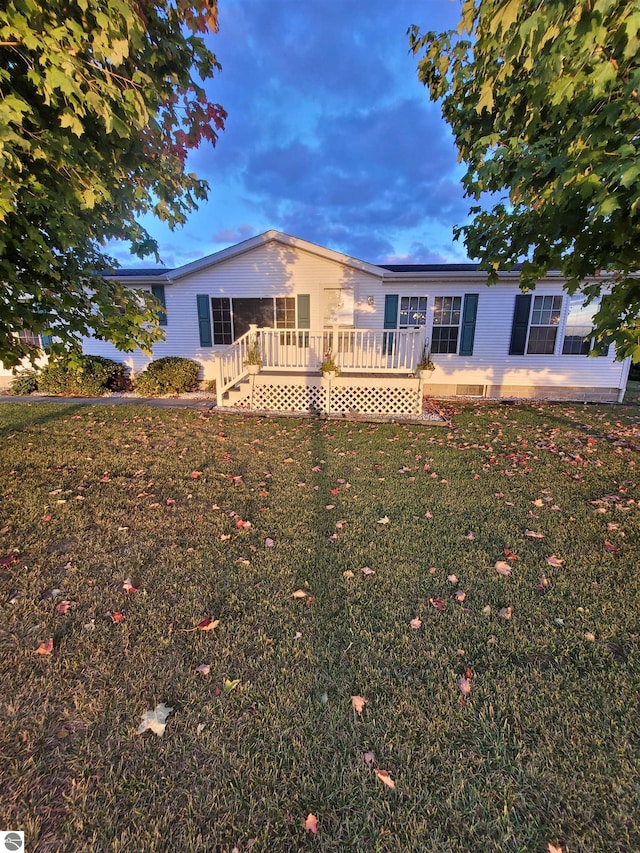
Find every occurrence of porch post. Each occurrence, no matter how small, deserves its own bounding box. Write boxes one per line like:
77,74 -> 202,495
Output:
215,354 -> 224,402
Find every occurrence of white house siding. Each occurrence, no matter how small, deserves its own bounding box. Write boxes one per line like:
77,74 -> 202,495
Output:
380,273 -> 629,401
82,240 -> 381,381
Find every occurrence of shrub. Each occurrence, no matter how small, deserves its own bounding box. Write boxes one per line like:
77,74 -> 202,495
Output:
629,362 -> 640,382
38,355 -> 128,396
10,369 -> 40,395
134,357 -> 201,396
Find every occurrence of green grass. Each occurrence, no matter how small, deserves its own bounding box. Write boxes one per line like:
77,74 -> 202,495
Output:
0,401 -> 639,852
624,379 -> 640,405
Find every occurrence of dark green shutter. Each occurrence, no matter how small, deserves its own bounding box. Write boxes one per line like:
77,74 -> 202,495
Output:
197,295 -> 212,347
297,294 -> 310,347
509,294 -> 531,355
383,294 -> 398,355
151,284 -> 167,326
459,294 -> 478,356
297,294 -> 310,328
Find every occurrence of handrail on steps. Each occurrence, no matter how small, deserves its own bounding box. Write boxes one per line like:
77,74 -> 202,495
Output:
215,325 -> 426,397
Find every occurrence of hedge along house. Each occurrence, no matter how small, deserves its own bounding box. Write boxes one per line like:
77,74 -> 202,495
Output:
1,230 -> 631,415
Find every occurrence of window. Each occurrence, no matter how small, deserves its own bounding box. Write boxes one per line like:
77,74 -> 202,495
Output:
211,298 -> 232,345
399,296 -> 427,328
18,329 -> 41,349
276,297 -> 296,328
432,296 -> 462,353
527,295 -> 562,354
562,295 -> 601,355
276,296 -> 296,344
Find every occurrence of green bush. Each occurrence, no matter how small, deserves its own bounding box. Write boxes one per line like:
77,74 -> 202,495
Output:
134,357 -> 201,396
38,355 -> 128,396
10,369 -> 40,395
629,362 -> 640,382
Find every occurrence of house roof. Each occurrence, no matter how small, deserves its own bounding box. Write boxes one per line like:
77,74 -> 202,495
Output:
106,232 -> 572,283
380,263 -> 483,273
111,268 -> 171,278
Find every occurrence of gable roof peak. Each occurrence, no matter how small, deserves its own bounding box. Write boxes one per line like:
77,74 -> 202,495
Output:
168,230 -> 383,280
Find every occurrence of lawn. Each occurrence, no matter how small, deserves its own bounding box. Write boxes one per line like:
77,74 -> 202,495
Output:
0,400 -> 639,853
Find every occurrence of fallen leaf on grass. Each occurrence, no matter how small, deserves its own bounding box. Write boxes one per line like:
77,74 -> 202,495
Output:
548,845 -> 564,853
305,814 -> 318,835
447,574 -> 458,583
374,769 -> 396,789
584,632 -> 596,642
536,575 -> 549,591
195,664 -> 211,675
235,519 -> 251,529
197,617 -> 220,631
265,538 -> 275,547
409,617 -> 422,630
430,597 -> 446,611
351,695 -> 367,714
36,638 -> 54,655
361,566 -> 376,576
377,516 -> 390,524
457,676 -> 472,696
111,612 -> 125,623
503,548 -> 519,561
190,471 -> 203,479
498,606 -> 513,620
546,555 -> 564,568
363,750 -> 376,766
342,570 -> 354,579
136,702 -> 173,737
122,578 -> 138,593
55,600 -> 73,615
291,589 -> 308,598
495,561 -> 512,576
525,530 -> 544,539
463,531 -> 475,539
454,590 -> 466,602
223,678 -> 241,694
603,540 -> 619,552
325,504 -> 335,511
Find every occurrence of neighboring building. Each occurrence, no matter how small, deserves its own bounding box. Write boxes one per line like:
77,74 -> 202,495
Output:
0,230 -> 631,411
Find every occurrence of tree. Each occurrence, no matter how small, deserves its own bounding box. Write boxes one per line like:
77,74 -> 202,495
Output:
410,0 -> 640,360
0,0 -> 225,368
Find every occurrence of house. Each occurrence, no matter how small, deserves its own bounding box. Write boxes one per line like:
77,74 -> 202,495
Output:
1,230 -> 631,414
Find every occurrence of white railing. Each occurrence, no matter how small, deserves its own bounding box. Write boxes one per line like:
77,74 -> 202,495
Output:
216,325 -> 426,395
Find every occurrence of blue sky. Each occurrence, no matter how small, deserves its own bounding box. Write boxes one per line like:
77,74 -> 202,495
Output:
113,0 -> 472,269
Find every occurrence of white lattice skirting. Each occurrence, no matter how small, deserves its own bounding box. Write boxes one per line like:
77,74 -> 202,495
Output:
224,375 -> 423,416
